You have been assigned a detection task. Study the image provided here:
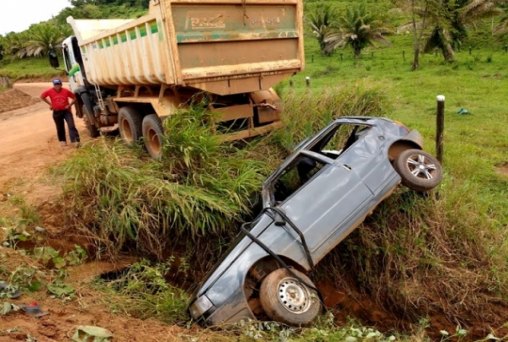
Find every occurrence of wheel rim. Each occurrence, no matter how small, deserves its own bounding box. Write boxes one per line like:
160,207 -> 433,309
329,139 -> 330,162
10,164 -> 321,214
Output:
146,127 -> 161,155
277,276 -> 312,314
406,153 -> 438,180
121,118 -> 133,142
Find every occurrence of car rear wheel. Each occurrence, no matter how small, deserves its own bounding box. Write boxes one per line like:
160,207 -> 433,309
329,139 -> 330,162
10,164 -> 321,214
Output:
118,106 -> 142,145
259,268 -> 321,326
395,149 -> 443,192
142,114 -> 164,159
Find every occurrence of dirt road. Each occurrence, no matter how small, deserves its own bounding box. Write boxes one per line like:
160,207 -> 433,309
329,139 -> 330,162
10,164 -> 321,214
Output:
0,83 -> 86,198
0,84 -> 191,341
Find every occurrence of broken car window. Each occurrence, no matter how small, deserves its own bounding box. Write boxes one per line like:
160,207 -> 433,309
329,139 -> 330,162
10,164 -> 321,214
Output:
311,124 -> 371,159
273,155 -> 326,203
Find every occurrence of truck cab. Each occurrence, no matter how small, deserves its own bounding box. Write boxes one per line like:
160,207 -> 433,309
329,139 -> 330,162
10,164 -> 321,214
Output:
61,36 -> 86,92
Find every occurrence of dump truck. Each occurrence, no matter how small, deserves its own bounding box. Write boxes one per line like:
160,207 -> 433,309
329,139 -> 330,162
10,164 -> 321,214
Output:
55,0 -> 304,158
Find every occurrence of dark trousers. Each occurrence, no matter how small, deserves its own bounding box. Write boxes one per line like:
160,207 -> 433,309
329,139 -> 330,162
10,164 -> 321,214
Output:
53,110 -> 80,143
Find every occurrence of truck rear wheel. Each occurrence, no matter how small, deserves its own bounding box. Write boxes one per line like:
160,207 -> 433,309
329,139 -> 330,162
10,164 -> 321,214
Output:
118,106 -> 142,145
142,114 -> 164,159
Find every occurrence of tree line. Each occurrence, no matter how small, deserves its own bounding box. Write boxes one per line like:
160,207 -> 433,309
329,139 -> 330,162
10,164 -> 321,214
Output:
308,0 -> 508,69
0,0 -> 148,61
1,0 -> 507,65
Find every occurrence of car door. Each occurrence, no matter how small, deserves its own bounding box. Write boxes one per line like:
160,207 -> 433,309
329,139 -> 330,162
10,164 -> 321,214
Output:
267,124 -> 375,265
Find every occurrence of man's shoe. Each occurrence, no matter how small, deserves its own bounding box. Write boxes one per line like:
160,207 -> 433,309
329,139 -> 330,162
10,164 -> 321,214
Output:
60,141 -> 67,147
72,142 -> 81,148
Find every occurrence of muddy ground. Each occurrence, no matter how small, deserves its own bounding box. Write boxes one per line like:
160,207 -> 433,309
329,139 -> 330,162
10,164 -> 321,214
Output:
0,84 -> 192,341
0,85 -> 506,341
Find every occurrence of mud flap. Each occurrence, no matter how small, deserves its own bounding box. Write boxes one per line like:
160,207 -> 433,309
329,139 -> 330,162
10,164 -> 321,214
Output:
250,89 -> 282,124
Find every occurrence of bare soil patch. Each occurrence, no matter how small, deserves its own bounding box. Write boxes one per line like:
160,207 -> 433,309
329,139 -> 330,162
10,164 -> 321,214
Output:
0,88 -> 41,115
496,162 -> 508,177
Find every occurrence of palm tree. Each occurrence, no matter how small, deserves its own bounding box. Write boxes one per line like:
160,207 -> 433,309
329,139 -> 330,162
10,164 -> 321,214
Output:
16,22 -> 70,58
494,2 -> 508,34
424,0 -> 502,62
308,5 -> 335,56
323,3 -> 391,59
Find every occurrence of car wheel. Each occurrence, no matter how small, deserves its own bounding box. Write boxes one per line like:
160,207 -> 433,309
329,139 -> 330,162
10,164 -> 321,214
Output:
394,149 -> 443,192
259,268 -> 321,326
142,114 -> 164,159
118,106 -> 143,145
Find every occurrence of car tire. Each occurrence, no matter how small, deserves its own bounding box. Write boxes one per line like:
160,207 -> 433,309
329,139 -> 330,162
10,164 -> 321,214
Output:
394,149 -> 443,192
118,106 -> 143,145
142,114 -> 164,159
259,268 -> 321,326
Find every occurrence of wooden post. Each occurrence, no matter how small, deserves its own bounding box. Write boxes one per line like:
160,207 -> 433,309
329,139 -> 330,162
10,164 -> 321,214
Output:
436,95 -> 445,164
305,76 -> 311,88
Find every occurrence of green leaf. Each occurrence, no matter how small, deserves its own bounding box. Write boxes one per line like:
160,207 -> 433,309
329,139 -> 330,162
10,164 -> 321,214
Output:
47,282 -> 75,298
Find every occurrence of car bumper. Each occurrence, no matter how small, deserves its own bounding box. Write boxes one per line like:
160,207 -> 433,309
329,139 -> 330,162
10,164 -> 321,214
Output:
189,288 -> 255,325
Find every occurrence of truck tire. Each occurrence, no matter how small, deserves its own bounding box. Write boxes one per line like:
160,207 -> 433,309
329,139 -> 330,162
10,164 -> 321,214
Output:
118,106 -> 142,145
81,104 -> 100,138
260,268 -> 321,326
142,114 -> 164,159
80,93 -> 100,138
394,149 -> 443,192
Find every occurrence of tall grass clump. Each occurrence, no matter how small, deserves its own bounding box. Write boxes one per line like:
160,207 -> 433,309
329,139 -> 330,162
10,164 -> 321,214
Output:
275,83 -> 389,151
316,189 -> 508,336
61,107 -> 268,260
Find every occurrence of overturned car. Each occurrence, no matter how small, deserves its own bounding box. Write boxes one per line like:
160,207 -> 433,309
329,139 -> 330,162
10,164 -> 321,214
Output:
189,116 -> 443,326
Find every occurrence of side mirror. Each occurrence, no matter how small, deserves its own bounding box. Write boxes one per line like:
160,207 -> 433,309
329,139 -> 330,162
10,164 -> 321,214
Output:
48,48 -> 59,68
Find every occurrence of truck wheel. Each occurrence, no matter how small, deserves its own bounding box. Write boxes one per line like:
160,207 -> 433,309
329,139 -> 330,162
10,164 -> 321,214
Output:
142,114 -> 164,159
80,93 -> 100,138
118,106 -> 142,145
82,104 -> 100,138
394,149 -> 443,192
260,268 -> 321,326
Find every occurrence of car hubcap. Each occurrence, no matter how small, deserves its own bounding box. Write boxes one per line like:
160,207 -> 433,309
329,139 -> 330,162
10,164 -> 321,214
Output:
407,154 -> 437,179
277,277 -> 311,314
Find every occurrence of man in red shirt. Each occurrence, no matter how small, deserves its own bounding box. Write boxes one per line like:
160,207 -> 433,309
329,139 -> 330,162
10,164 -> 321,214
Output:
40,79 -> 80,147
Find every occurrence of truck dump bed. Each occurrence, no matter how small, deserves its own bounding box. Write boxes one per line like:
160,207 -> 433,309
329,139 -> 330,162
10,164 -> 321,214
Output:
68,0 -> 304,96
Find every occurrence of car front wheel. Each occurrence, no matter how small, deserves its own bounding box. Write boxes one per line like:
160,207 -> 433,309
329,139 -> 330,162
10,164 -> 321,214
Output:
259,268 -> 321,326
395,149 -> 443,192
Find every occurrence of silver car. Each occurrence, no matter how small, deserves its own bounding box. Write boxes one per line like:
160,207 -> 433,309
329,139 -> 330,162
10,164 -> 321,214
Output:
189,117 -> 443,326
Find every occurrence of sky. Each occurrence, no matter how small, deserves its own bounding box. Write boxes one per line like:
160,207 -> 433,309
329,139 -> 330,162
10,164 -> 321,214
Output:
0,0 -> 71,35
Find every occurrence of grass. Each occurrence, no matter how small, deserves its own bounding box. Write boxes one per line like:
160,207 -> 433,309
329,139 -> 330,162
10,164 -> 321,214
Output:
95,259 -> 189,324
60,107 -> 269,260
1,6 -> 507,339
0,56 -> 65,81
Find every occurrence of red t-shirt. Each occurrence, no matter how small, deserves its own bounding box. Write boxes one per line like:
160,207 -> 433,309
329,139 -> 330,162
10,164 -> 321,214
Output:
41,87 -> 76,111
